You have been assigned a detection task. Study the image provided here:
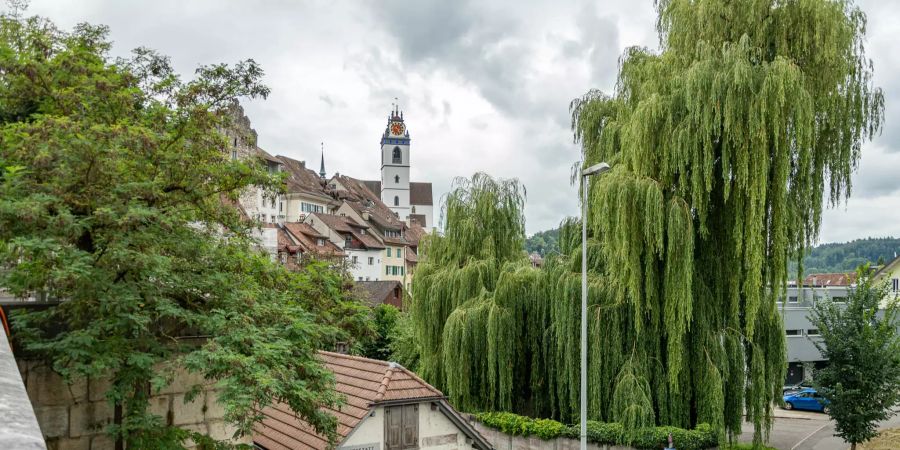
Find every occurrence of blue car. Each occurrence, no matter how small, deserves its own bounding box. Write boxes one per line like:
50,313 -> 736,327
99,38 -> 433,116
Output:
783,388 -> 830,413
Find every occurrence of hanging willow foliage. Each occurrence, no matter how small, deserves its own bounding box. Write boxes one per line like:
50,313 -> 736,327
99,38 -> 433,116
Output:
569,0 -> 882,445
410,2 -> 882,446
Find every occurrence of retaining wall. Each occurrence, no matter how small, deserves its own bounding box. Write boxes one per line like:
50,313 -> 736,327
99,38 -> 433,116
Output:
17,360 -> 250,450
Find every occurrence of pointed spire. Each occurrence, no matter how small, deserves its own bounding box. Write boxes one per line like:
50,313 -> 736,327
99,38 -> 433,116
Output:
319,142 -> 326,179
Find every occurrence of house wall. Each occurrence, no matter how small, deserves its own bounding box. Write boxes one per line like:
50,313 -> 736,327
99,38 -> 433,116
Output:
341,403 -> 477,450
382,246 -> 406,282
17,360 -> 251,450
409,204 -> 433,229
284,193 -> 331,223
347,249 -> 383,282
876,260 -> 900,305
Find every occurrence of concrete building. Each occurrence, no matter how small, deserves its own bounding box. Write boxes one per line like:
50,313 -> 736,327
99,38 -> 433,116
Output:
252,351 -> 490,450
779,272 -> 856,385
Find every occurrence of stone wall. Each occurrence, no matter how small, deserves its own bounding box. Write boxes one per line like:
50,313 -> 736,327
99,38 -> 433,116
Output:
470,421 -> 633,450
17,360 -> 251,450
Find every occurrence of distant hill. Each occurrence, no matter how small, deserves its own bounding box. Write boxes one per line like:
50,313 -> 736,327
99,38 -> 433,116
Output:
525,227 -> 560,257
793,237 -> 900,276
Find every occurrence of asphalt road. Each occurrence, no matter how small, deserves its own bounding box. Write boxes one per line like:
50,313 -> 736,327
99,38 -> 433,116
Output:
736,408 -> 900,450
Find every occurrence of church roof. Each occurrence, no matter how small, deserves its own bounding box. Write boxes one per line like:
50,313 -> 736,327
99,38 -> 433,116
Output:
361,180 -> 433,206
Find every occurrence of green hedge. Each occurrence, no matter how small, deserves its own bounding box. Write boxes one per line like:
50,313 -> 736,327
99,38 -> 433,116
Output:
474,412 -> 718,450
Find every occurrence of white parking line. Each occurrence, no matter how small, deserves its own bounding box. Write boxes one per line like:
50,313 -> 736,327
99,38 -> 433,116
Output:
790,423 -> 829,450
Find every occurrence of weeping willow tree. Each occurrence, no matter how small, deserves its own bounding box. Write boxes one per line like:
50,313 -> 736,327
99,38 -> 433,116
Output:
569,0 -> 883,445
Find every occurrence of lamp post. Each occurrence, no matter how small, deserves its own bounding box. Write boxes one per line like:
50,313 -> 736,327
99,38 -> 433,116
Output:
581,162 -> 610,450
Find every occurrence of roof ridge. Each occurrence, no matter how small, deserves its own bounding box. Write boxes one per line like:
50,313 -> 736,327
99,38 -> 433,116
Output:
318,350 -> 389,366
373,364 -> 397,403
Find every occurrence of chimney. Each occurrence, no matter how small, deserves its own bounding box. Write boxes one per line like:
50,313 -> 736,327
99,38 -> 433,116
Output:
362,212 -> 370,221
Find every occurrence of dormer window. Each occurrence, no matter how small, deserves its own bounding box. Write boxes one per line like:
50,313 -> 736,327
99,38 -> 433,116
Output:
317,238 -> 325,246
392,147 -> 402,164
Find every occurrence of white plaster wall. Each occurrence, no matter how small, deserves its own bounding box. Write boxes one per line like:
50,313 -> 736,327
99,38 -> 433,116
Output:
347,249 -> 383,281
284,193 -> 330,222
409,204 -> 434,229
341,404 -> 476,450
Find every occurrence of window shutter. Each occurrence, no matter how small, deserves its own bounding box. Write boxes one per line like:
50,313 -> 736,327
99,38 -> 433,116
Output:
401,404 -> 418,449
385,407 -> 402,450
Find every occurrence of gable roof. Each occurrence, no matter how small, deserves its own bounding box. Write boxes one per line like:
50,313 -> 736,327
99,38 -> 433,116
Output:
873,253 -> 900,280
282,223 -> 344,256
361,180 -> 433,206
309,213 -> 385,250
277,155 -> 332,201
354,280 -> 402,308
803,272 -> 857,287
253,352 -> 446,450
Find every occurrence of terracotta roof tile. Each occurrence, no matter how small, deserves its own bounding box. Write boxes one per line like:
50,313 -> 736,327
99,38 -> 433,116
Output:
803,272 -> 857,287
253,351 -> 443,449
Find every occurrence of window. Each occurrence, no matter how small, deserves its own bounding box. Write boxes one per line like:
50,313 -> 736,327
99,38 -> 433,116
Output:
400,266 -> 405,276
397,248 -> 402,258
788,296 -> 798,304
384,405 -> 418,450
368,257 -> 374,265
351,256 -> 358,265
807,329 -> 820,336
358,277 -> 362,281
386,266 -> 390,275
387,248 -> 392,257
345,236 -> 352,246
233,137 -> 237,147
279,202 -> 283,212
270,215 -> 275,223
394,196 -> 399,206
785,329 -> 802,337
317,238 -> 325,246
301,202 -> 324,213
231,149 -> 237,160
271,198 -> 275,208
832,296 -> 846,303
395,174 -> 400,184
893,278 -> 899,292
365,277 -> 370,281
392,147 -> 402,164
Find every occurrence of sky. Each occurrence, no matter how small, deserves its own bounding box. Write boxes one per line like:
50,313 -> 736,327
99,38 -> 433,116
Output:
18,0 -> 900,243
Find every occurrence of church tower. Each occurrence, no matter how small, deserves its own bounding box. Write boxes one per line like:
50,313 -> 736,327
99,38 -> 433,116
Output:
380,103 -> 411,220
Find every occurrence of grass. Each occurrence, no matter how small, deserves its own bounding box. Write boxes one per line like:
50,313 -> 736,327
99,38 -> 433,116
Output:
858,427 -> 900,450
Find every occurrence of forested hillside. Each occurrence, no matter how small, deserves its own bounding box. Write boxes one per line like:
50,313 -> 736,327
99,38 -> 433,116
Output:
792,237 -> 899,275
524,227 -> 559,256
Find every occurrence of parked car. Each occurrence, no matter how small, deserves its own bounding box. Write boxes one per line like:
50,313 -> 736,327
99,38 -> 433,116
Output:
782,380 -> 813,394
783,388 -> 830,413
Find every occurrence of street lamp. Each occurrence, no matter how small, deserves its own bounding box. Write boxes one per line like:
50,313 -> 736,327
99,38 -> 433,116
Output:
581,161 -> 610,450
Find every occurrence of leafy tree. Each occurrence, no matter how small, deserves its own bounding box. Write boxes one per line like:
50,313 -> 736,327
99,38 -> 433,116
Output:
0,10 -> 367,448
570,0 -> 882,445
361,304 -> 400,361
808,271 -> 900,450
788,237 -> 900,276
525,227 -> 560,257
388,311 -> 421,372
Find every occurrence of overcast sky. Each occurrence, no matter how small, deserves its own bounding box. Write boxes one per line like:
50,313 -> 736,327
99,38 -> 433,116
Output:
20,0 -> 900,243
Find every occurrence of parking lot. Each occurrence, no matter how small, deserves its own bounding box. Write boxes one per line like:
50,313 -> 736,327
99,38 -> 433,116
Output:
735,408 -> 900,450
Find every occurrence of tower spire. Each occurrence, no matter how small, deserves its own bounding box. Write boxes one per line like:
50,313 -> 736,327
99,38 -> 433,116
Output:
319,142 -> 326,179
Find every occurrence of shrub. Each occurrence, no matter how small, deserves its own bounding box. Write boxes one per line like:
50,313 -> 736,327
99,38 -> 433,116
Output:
475,412 -> 718,449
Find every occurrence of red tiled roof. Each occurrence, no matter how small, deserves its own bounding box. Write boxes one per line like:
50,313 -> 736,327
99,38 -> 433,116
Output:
278,155 -> 332,201
362,181 -> 433,206
803,272 -> 857,287
309,213 -> 384,250
253,352 -> 443,449
405,224 -> 427,247
283,223 -> 344,256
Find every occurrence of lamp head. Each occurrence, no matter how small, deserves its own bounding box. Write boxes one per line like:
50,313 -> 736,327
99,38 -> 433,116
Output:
582,162 -> 611,177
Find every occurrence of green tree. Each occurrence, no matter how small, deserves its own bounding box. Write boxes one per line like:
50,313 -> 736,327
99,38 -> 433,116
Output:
808,271 -> 900,450
361,304 -> 401,361
0,11 -> 367,448
570,0 -> 882,444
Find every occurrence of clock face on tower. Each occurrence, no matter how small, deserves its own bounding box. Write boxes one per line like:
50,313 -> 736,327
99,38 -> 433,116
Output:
390,122 -> 405,136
